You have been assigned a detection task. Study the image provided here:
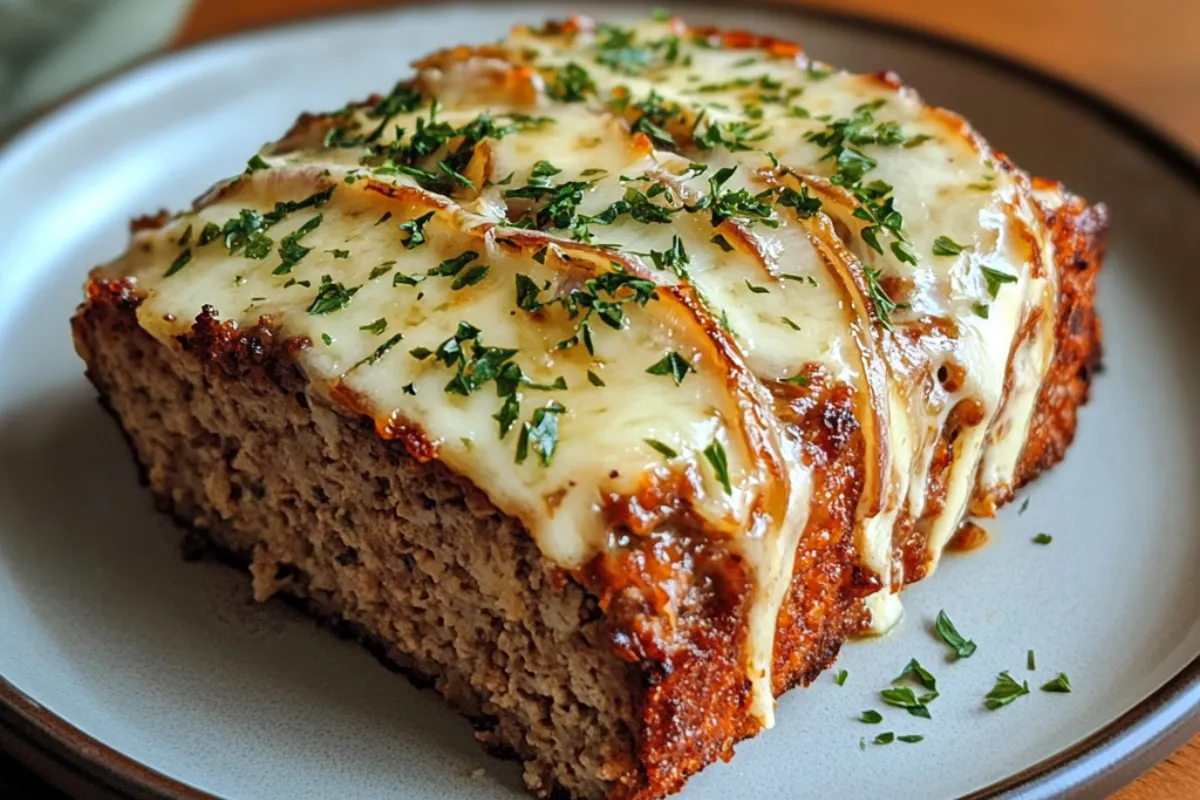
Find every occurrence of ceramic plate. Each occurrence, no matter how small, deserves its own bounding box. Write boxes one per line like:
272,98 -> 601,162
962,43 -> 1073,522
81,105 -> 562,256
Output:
1,3 -> 1198,798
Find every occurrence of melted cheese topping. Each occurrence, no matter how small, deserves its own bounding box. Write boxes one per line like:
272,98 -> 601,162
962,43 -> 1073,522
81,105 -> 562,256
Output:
93,16 -> 1066,728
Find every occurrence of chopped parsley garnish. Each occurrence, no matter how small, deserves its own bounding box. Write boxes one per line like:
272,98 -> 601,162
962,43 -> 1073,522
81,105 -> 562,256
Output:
646,235 -> 690,277
781,316 -> 802,331
744,280 -> 770,294
530,160 -> 562,181
437,160 -> 473,188
981,266 -> 1018,297
806,62 -> 832,80
594,23 -> 650,75
364,102 -> 529,194
398,211 -> 435,249
710,234 -> 734,252
494,395 -> 520,438
778,185 -> 823,217
515,274 -> 543,311
360,318 -> 388,335
164,249 -> 192,277
516,401 -> 565,467
451,264 -> 490,290
356,332 -> 404,367
932,235 -> 967,256
903,134 -> 933,148
897,735 -> 924,744
219,209 -> 271,257
307,274 -> 359,314
782,374 -> 811,386
800,106 -> 915,320
412,323 -> 564,463
328,248 -> 350,259
781,273 -> 818,286
645,439 -> 678,459
438,327 -> 517,396
859,710 -> 882,724
1019,497 -> 1031,514
646,351 -> 695,385
1041,673 -> 1072,693
582,185 -> 680,233
873,732 -> 895,745
706,185 -> 778,227
246,154 -> 270,172
322,82 -> 424,148
879,686 -> 936,719
864,266 -> 902,330
393,272 -> 425,287
934,610 -> 977,659
516,268 -> 658,356
835,669 -> 848,686
428,250 -> 479,277
216,186 -> 334,263
893,658 -> 937,691
321,333 -> 333,346
593,23 -> 683,77
1027,650 -> 1037,670
198,222 -> 221,246
1033,532 -> 1053,545
629,91 -> 681,149
703,439 -> 732,494
587,370 -> 606,387
852,182 -> 913,263
369,261 -> 396,280
547,61 -> 596,102
177,224 -> 193,247
273,213 -> 323,274
692,114 -> 771,153
985,671 -> 1030,709
505,177 -> 591,232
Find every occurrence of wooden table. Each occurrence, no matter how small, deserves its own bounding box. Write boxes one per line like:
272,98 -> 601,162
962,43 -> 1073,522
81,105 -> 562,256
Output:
43,1 -> 1200,798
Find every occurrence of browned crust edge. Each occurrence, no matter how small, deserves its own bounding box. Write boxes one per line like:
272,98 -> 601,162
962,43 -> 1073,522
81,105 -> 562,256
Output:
1012,193 -> 1106,489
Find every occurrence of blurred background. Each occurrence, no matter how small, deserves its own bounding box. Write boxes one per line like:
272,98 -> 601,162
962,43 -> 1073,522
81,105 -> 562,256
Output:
0,0 -> 1197,149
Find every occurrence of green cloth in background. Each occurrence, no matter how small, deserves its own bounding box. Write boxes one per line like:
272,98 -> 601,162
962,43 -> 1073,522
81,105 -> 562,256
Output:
0,0 -> 192,133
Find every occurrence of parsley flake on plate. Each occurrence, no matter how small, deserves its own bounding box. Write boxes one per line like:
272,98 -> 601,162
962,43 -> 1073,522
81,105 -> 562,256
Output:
934,610 -> 977,659
985,671 -> 1030,710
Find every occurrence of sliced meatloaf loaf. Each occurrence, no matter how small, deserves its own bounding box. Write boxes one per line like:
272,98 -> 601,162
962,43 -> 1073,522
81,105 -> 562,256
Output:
71,13 -> 1104,800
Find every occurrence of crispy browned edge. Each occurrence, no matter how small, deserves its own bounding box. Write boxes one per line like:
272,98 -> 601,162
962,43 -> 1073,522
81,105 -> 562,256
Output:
1012,193 -> 1106,487
66,23 -> 1106,799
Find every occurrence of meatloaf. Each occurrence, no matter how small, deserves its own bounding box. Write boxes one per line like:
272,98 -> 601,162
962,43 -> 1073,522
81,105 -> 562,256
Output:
71,14 -> 1104,800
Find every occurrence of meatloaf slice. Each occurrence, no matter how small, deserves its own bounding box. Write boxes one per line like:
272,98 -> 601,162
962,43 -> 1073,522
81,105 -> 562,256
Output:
74,276 -> 881,799
73,287 -> 646,799
70,12 -> 1105,800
